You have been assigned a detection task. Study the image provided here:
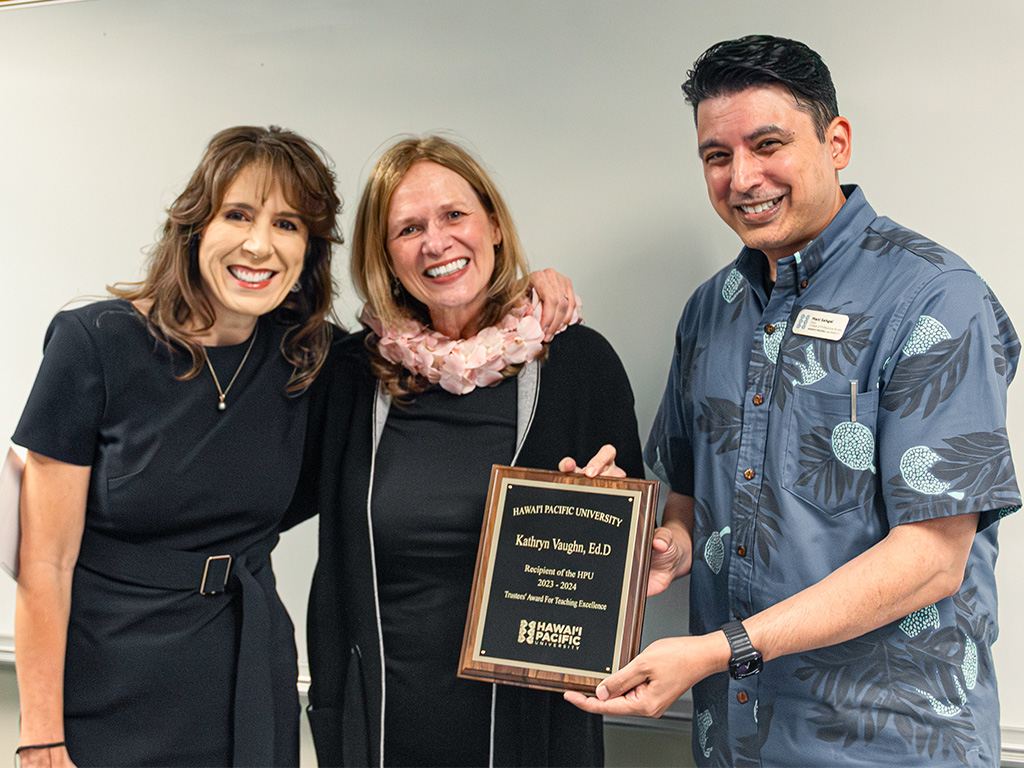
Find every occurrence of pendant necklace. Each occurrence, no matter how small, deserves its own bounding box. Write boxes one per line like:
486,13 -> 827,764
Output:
204,324 -> 258,411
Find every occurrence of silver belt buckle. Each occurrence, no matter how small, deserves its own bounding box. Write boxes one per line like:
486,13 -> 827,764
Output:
200,554 -> 232,595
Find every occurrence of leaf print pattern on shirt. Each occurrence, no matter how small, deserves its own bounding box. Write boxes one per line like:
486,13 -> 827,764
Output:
794,565 -> 995,766
861,225 -> 950,266
796,426 -> 875,508
795,630 -> 978,766
889,429 -> 1018,514
733,699 -> 774,768
733,483 -> 782,568
676,342 -> 704,407
697,397 -> 744,455
952,567 -> 996,691
984,286 -> 1019,383
882,323 -> 973,419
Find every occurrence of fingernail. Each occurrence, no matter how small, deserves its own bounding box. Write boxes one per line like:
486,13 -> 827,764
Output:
596,685 -> 609,701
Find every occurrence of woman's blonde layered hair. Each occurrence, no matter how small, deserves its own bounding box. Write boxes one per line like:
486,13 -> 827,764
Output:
352,135 -> 535,397
111,125 -> 343,393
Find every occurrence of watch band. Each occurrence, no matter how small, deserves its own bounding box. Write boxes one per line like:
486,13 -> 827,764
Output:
721,619 -> 763,679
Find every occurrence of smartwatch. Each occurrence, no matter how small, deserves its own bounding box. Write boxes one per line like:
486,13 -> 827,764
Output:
721,619 -> 763,679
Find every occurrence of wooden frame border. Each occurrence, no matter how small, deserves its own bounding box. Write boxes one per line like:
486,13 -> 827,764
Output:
458,465 -> 657,693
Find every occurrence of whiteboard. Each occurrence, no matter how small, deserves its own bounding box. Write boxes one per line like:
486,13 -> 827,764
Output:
1,0 -> 1021,745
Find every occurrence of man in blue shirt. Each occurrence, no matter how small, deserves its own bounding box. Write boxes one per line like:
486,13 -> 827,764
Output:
565,35 -> 1019,766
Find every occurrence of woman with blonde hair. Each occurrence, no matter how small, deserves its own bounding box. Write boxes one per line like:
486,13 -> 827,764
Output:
14,125 -> 341,767
293,135 -> 642,767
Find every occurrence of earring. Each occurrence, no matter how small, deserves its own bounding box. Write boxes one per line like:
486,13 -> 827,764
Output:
290,281 -> 302,294
391,277 -> 402,297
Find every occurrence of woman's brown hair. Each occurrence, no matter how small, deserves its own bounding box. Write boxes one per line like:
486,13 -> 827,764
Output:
111,125 -> 343,393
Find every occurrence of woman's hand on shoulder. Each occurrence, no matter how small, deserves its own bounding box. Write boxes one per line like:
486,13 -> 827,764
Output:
528,268 -> 577,341
558,444 -> 625,479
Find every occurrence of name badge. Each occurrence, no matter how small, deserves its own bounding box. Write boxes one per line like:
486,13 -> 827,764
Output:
792,309 -> 849,341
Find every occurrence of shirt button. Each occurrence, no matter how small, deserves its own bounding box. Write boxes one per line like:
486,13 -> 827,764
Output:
752,394 -> 764,406
737,691 -> 749,704
737,545 -> 747,557
800,280 -> 809,289
764,323 -> 775,334
743,468 -> 755,480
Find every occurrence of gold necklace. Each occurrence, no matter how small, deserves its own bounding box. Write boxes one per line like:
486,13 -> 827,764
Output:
204,324 -> 259,411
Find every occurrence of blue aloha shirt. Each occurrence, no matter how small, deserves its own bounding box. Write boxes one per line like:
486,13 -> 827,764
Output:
645,186 -> 1020,767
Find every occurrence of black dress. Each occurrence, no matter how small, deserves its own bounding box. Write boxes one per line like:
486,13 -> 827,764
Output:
372,378 -> 517,767
13,300 -> 307,767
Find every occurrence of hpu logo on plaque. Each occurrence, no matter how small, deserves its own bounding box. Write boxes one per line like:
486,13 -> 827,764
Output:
517,619 -> 583,649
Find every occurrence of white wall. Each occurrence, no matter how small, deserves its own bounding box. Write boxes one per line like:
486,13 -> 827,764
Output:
1,0 -> 1022,756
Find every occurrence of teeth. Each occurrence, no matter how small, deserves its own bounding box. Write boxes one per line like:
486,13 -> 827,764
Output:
426,258 -> 468,278
740,198 -> 781,214
229,266 -> 274,283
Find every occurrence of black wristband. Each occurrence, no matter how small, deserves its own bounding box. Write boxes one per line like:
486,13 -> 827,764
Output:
721,619 -> 763,679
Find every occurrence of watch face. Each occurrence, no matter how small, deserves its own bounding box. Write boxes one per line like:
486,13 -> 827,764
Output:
730,655 -> 763,679
735,660 -> 760,677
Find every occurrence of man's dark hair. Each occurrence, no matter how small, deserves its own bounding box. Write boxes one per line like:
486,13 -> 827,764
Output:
682,35 -> 838,142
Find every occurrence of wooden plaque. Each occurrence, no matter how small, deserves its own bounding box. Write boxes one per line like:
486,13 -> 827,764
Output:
458,465 -> 658,693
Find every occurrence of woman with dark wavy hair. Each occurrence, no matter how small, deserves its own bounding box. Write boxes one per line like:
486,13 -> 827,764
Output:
13,125 -> 342,768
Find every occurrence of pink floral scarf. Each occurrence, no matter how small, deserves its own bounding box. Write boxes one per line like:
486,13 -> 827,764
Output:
360,291 -> 582,395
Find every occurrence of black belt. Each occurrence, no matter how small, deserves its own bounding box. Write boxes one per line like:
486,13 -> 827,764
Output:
76,528 -> 280,767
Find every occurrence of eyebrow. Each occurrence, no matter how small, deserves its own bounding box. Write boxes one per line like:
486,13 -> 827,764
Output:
387,199 -> 473,231
697,124 -> 795,156
222,201 -> 304,221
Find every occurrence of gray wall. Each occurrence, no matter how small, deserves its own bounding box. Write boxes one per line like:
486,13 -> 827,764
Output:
1,0 -> 1022,763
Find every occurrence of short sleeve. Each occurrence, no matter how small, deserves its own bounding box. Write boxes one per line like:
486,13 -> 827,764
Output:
644,313 -> 697,495
13,311 -> 106,466
877,269 -> 1020,531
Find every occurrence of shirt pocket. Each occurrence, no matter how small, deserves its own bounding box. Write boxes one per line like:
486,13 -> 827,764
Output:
781,385 -> 879,517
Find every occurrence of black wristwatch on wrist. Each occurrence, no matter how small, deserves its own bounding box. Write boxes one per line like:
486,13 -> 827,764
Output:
721,619 -> 763,679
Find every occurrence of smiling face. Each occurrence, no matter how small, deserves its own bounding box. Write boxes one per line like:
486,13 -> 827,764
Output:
197,163 -> 308,342
697,84 -> 851,267
386,161 -> 502,338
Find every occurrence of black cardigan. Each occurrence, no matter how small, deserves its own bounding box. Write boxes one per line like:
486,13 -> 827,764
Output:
287,325 -> 645,767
